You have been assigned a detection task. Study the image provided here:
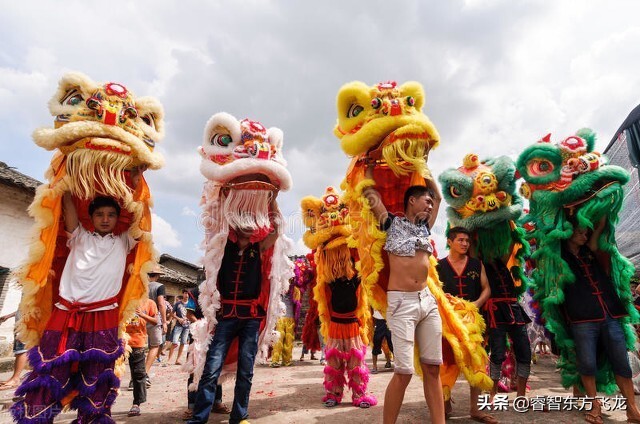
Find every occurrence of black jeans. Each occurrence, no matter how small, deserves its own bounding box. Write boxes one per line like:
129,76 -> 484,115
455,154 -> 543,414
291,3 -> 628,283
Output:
129,347 -> 147,405
488,323 -> 531,380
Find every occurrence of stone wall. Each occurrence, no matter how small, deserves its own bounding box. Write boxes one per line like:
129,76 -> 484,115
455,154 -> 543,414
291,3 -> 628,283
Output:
0,184 -> 36,349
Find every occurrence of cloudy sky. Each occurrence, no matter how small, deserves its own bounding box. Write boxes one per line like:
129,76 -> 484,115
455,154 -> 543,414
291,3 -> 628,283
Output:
1,0 -> 638,265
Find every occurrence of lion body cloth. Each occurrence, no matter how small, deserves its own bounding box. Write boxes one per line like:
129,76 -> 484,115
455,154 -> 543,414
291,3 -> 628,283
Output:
439,153 -> 529,397
517,129 -> 638,393
301,187 -> 377,407
190,112 -> 293,390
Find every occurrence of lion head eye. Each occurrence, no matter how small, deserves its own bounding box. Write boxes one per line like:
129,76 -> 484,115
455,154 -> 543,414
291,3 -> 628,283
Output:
528,159 -> 554,176
63,89 -> 84,106
140,114 -> 156,130
406,96 -> 415,106
371,98 -> 382,109
123,106 -> 138,120
449,186 -> 462,198
347,104 -> 364,118
211,134 -> 233,147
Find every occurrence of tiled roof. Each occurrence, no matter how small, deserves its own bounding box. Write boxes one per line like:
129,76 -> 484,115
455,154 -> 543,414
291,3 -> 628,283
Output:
157,263 -> 198,287
160,253 -> 201,271
0,162 -> 41,193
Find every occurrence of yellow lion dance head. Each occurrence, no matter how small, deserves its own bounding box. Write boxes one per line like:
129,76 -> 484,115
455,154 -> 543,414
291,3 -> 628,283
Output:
334,80 -> 439,177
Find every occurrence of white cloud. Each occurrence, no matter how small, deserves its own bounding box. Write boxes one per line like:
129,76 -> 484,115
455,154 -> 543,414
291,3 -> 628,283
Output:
2,0 -> 639,263
151,213 -> 182,252
292,238 -> 311,256
181,206 -> 197,217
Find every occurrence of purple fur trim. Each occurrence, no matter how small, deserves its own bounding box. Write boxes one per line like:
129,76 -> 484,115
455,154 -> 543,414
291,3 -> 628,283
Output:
14,374 -> 67,400
76,369 -> 120,398
27,346 -> 80,374
83,414 -> 115,424
26,340 -> 124,375
79,341 -> 125,363
352,394 -> 378,407
71,388 -> 118,417
10,398 -> 63,423
322,392 -> 342,404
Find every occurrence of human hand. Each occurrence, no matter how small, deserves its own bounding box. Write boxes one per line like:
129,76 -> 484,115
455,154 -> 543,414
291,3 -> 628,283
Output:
130,165 -> 148,189
162,322 -> 168,334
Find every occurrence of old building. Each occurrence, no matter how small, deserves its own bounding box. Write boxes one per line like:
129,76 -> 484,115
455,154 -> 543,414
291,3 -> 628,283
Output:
156,254 -> 202,304
0,162 -> 40,346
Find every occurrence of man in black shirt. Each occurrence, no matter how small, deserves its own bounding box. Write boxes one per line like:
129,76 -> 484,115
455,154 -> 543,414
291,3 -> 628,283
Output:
562,219 -> 640,423
436,227 -> 494,423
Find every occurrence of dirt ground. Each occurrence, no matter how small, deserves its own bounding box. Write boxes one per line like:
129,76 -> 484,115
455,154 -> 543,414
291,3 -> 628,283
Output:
0,344 -> 632,423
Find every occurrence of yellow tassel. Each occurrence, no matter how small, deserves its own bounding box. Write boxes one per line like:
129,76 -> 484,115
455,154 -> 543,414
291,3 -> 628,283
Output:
382,137 -> 428,177
65,149 -> 133,200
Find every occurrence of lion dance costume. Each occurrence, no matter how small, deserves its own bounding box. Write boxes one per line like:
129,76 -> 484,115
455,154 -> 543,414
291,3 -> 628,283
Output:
301,187 -> 377,408
271,256 -> 311,367
192,112 -> 293,390
439,153 -> 529,395
300,254 -> 322,355
12,72 -> 163,423
517,129 -> 639,393
335,81 -> 490,394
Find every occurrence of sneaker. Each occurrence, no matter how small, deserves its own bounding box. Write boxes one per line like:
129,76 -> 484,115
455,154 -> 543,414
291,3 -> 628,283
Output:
384,360 -> 392,369
145,376 -> 151,388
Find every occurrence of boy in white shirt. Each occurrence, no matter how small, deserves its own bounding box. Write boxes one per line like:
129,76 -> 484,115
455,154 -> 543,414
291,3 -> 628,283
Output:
13,192 -> 136,424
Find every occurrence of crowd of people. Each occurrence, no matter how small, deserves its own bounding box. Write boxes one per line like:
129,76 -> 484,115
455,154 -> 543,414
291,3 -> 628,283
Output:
2,182 -> 640,424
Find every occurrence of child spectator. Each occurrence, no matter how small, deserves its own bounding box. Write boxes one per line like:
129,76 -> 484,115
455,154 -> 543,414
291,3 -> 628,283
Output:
125,298 -> 158,416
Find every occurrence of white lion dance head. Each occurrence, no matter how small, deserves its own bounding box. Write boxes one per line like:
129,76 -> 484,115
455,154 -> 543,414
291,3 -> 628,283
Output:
188,112 -> 293,389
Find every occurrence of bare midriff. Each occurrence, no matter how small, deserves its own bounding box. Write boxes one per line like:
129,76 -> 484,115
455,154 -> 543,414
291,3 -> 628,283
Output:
387,250 -> 431,292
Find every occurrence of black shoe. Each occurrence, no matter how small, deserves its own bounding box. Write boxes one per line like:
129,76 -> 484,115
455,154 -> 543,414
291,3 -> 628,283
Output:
128,380 -> 134,391
145,376 -> 151,388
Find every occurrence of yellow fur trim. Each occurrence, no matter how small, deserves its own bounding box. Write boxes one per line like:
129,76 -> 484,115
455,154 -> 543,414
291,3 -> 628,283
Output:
344,178 -> 387,316
311,237 -> 371,345
421,261 -> 492,391
271,317 -> 295,365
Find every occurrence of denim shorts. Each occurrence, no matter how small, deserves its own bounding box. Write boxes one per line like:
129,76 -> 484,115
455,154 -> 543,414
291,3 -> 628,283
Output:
171,325 -> 190,345
13,337 -> 26,355
386,287 -> 442,374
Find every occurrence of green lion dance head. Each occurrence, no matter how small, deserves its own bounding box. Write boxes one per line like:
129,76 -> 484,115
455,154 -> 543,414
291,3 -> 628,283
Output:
439,154 -> 527,275
516,128 -> 638,393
